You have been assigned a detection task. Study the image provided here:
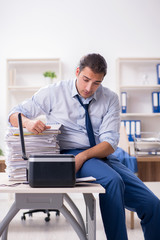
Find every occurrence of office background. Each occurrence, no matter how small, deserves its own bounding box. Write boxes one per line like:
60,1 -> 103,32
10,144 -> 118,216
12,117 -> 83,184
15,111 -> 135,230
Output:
0,0 -> 160,151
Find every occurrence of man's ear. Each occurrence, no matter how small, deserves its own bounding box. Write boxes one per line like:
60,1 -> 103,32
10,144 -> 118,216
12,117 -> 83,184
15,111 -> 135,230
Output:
76,67 -> 80,77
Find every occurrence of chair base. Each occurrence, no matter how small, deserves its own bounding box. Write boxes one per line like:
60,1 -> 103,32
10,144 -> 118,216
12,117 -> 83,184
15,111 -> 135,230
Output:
21,209 -> 60,222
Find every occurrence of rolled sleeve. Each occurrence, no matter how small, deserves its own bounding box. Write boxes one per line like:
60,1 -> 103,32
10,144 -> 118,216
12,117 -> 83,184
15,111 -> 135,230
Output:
99,92 -> 120,150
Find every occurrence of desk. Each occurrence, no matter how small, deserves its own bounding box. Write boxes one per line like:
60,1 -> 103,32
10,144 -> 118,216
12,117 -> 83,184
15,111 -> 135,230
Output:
137,156 -> 160,181
0,173 -> 105,240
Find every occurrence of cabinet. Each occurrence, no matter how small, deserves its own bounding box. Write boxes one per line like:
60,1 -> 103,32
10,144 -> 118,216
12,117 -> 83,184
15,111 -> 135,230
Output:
7,58 -> 61,114
137,156 -> 160,181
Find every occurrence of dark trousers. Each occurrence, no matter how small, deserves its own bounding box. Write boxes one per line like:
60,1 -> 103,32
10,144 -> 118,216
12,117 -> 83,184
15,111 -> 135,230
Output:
61,149 -> 160,240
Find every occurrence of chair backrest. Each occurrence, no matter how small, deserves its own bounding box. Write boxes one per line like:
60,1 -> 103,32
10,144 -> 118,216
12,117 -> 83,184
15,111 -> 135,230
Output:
118,125 -> 130,154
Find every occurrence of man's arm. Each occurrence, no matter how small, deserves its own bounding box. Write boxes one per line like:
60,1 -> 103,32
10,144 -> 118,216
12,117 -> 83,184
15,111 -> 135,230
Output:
75,141 -> 114,172
9,113 -> 50,134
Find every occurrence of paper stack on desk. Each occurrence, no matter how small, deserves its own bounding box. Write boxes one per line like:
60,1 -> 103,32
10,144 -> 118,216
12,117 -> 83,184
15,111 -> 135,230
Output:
134,133 -> 160,156
5,124 -> 61,181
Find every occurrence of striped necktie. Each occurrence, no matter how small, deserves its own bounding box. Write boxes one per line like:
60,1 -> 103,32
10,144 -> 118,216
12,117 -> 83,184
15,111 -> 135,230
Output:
76,95 -> 96,147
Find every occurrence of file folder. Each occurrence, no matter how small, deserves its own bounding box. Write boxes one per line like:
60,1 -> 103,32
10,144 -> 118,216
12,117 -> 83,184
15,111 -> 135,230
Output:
130,120 -> 136,142
120,120 -> 125,128
152,92 -> 159,113
157,64 -> 160,84
158,92 -> 160,112
125,120 -> 130,140
135,120 -> 141,138
121,92 -> 127,113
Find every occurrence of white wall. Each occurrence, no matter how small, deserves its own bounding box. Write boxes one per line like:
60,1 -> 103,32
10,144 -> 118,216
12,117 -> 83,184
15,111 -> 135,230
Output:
0,0 -> 160,150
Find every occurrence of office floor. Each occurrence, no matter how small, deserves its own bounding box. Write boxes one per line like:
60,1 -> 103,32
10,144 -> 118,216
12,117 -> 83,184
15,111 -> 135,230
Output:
0,194 -> 144,240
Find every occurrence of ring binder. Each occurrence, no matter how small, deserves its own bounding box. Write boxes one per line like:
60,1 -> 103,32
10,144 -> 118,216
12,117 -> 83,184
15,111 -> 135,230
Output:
135,120 -> 141,138
121,92 -> 127,113
130,120 -> 136,142
157,64 -> 160,84
152,92 -> 159,113
121,120 -> 141,141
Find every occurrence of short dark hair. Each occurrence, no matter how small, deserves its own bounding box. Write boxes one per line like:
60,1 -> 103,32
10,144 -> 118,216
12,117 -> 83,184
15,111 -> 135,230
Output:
79,53 -> 107,76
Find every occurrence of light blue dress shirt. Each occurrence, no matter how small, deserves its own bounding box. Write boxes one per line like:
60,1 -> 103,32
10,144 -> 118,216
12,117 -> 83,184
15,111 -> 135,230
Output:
9,79 -> 120,150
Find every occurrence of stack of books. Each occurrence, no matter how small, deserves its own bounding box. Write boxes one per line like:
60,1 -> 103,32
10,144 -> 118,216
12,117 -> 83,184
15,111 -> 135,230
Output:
5,125 -> 61,181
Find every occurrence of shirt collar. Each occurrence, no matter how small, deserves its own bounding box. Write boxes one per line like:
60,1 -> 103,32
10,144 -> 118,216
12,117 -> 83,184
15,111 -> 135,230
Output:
71,79 -> 79,98
71,78 -> 98,102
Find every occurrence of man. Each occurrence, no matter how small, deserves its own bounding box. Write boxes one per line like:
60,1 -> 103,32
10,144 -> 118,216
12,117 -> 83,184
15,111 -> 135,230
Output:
9,53 -> 160,240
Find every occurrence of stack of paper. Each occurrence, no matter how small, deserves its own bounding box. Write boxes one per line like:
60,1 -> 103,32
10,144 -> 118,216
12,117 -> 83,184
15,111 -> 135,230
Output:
5,125 -> 61,181
134,132 -> 160,156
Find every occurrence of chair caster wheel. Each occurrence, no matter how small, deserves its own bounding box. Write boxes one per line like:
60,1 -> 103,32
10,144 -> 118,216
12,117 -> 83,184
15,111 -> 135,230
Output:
21,216 -> 26,221
56,211 -> 60,216
45,217 -> 50,222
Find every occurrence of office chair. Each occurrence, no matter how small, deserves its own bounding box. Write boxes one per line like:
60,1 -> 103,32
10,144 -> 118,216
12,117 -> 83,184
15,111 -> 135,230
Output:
21,209 -> 60,222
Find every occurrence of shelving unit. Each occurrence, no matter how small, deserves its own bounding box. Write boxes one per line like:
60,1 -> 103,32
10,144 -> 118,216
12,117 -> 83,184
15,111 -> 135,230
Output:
117,57 -> 160,135
117,58 -> 160,181
6,58 -> 61,114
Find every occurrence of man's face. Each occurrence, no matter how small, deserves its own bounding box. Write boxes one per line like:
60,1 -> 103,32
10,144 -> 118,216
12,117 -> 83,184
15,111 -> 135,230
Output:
76,67 -> 104,99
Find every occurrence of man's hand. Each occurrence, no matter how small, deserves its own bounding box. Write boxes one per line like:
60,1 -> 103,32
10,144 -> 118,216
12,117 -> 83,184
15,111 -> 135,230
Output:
75,152 -> 87,173
9,113 -> 51,134
24,119 -> 51,134
75,141 -> 114,173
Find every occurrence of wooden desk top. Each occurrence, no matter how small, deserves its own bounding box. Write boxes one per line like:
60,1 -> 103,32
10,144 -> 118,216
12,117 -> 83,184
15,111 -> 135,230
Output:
137,156 -> 160,162
0,173 -> 105,194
